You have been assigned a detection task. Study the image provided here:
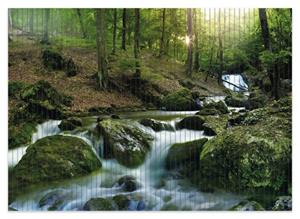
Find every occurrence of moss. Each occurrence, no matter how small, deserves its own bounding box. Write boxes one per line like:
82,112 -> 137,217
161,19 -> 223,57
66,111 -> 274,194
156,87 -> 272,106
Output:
8,122 -> 37,149
97,119 -> 153,168
176,115 -> 205,130
162,88 -> 196,111
58,117 -> 83,131
245,90 -> 268,110
139,118 -> 174,131
161,203 -> 179,211
230,200 -> 265,211
112,195 -> 130,210
42,49 -> 65,70
83,198 -> 116,211
166,138 -> 208,170
9,81 -> 28,99
203,115 -> 228,136
10,135 -> 101,197
225,93 -> 248,107
197,101 -> 229,115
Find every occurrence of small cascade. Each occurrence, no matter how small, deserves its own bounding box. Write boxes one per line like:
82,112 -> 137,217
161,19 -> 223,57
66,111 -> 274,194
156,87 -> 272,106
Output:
222,74 -> 248,92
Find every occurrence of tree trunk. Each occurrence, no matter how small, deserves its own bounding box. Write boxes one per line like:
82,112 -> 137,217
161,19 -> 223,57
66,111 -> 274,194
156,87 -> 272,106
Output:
29,9 -> 34,34
193,9 -> 200,72
218,9 -> 224,84
121,9 -> 127,50
41,9 -> 50,44
134,9 -> 141,77
186,8 -> 193,76
112,9 -> 117,55
259,8 -> 279,99
8,9 -> 13,41
159,9 -> 166,57
76,9 -> 87,39
95,9 -> 108,89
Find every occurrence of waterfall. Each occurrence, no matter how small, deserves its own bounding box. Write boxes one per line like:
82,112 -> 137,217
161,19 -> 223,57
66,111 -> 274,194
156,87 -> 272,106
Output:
222,74 -> 248,92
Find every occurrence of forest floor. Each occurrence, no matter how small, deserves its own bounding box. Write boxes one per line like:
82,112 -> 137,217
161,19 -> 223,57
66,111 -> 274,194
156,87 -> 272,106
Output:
9,37 -> 226,113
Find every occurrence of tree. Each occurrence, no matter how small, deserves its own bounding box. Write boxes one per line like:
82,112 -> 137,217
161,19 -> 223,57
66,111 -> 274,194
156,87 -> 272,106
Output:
41,9 -> 50,44
121,9 -> 127,50
95,9 -> 108,89
112,9 -> 117,55
159,9 -> 166,57
218,8 -> 224,83
134,9 -> 141,77
186,8 -> 193,76
76,9 -> 87,39
29,9 -> 34,34
193,9 -> 200,71
8,9 -> 13,41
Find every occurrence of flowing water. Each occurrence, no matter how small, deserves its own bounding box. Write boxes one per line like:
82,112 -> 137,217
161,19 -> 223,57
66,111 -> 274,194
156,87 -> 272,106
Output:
222,74 -> 248,92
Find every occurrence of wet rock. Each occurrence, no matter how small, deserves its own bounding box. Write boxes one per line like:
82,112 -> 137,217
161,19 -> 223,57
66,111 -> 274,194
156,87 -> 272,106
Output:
97,119 -> 153,168
203,115 -> 228,136
197,101 -> 229,116
117,175 -> 140,192
11,135 -> 101,191
231,200 -> 264,211
166,138 -> 208,170
176,115 -> 205,130
8,122 -> 37,149
58,117 -> 82,131
140,118 -> 174,131
83,198 -> 116,210
272,196 -> 292,211
39,190 -> 68,210
112,195 -> 130,210
111,114 -> 120,119
162,88 -> 197,111
161,203 -> 179,211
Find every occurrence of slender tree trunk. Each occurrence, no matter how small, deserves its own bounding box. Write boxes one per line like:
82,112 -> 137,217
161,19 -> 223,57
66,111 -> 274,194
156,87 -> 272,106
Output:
41,9 -> 50,44
95,9 -> 108,89
193,9 -> 200,72
112,9 -> 117,55
186,8 -> 193,76
218,9 -> 224,83
259,8 -> 279,99
121,9 -> 127,50
159,9 -> 166,57
76,9 -> 87,39
8,9 -> 13,41
29,9 -> 34,34
134,9 -> 141,77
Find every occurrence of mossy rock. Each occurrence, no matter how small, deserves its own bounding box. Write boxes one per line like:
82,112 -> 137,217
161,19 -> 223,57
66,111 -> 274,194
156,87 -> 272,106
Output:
64,58 -> 78,77
9,81 -> 28,99
245,90 -> 268,110
203,115 -> 228,136
10,135 -> 101,193
176,115 -> 205,130
117,175 -> 140,192
58,117 -> 83,131
42,49 -> 65,70
162,88 -> 197,111
83,198 -> 116,211
112,195 -> 130,210
230,200 -> 264,211
165,138 -> 208,170
161,203 -> 180,211
272,196 -> 292,211
39,190 -> 70,211
8,122 -> 37,149
139,118 -> 174,131
197,101 -> 229,116
97,119 -> 153,168
225,93 -> 248,107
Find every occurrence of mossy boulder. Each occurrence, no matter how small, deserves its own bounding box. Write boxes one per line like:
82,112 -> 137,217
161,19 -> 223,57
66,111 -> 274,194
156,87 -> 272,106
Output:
165,138 -> 208,170
225,93 -> 248,107
64,58 -> 78,77
197,101 -> 229,116
245,90 -> 268,110
112,195 -> 131,210
83,198 -> 116,211
9,81 -> 28,99
97,119 -> 153,168
176,115 -> 205,130
10,135 -> 101,191
197,98 -> 291,194
202,115 -> 228,136
140,118 -> 174,131
117,175 -> 141,192
162,88 -> 197,111
38,190 -> 70,211
230,200 -> 264,211
42,49 -> 65,70
272,196 -> 292,211
58,117 -> 83,131
8,122 -> 37,149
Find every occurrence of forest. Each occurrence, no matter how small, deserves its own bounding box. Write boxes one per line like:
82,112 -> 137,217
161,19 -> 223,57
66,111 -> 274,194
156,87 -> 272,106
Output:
8,8 -> 292,211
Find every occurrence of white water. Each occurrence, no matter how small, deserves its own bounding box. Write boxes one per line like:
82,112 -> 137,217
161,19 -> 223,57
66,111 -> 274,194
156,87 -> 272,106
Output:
9,115 -> 243,211
222,74 -> 248,92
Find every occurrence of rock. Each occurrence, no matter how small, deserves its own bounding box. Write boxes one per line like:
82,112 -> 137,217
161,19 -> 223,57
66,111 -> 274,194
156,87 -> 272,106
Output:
197,101 -> 229,116
225,93 -> 248,107
9,81 -> 27,99
197,99 -> 291,193
11,135 -> 101,191
140,118 -> 174,131
117,175 -> 140,192
83,198 -> 116,210
58,117 -> 82,131
97,119 -> 153,168
136,200 -> 146,210
165,138 -> 208,170
176,115 -> 205,130
8,122 -> 37,149
272,196 -> 292,211
161,203 -> 179,211
203,115 -> 228,136
231,200 -> 264,211
39,190 -> 68,210
112,195 -> 130,210
245,90 -> 268,110
111,114 -> 120,119
42,49 -> 65,70
162,88 -> 197,111
64,58 -> 77,77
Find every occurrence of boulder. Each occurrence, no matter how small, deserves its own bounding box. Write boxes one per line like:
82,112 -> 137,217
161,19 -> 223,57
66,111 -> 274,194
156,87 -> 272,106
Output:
272,196 -> 292,211
83,198 -> 116,211
176,115 -> 205,130
231,200 -> 264,211
112,195 -> 130,210
245,90 -> 268,110
117,175 -> 141,192
162,88 -> 197,111
165,138 -> 208,170
139,118 -> 174,131
8,122 -> 37,149
225,93 -> 248,107
64,58 -> 78,77
97,119 -> 153,168
9,81 -> 27,99
58,117 -> 82,131
39,190 -> 69,210
11,135 -> 101,191
202,115 -> 228,136
42,49 -> 65,70
197,101 -> 229,116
